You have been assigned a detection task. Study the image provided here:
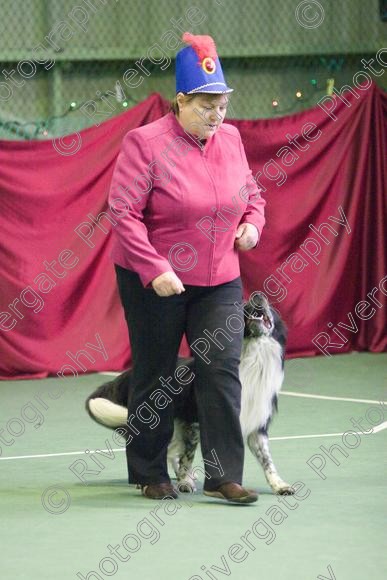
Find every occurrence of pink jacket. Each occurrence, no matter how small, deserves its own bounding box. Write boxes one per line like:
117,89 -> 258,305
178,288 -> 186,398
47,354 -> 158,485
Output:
108,111 -> 266,287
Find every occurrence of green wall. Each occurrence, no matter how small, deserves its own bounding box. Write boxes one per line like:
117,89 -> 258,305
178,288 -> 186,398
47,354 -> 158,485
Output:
0,0 -> 386,138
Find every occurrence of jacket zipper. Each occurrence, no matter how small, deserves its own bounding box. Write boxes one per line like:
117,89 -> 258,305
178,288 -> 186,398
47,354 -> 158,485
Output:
201,150 -> 218,286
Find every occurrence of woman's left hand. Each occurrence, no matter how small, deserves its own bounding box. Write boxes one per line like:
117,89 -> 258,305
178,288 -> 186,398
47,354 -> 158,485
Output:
234,223 -> 259,251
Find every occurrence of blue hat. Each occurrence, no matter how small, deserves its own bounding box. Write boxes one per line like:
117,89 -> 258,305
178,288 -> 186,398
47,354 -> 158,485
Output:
176,32 -> 233,94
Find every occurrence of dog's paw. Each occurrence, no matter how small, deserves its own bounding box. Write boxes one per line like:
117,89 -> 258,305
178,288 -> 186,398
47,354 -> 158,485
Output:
177,476 -> 197,493
273,483 -> 295,495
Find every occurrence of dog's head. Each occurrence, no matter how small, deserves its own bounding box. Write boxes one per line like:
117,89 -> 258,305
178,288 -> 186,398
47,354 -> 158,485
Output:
243,292 -> 275,338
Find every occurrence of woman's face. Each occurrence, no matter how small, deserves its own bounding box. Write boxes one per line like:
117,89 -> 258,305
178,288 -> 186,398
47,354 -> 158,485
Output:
176,93 -> 229,139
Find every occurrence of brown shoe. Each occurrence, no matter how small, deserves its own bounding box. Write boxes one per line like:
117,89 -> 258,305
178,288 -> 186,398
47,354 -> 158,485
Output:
141,483 -> 178,500
204,482 -> 258,504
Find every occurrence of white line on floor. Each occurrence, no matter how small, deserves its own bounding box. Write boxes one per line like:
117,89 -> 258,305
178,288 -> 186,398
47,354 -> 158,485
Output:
1,422 -> 386,461
271,422 -> 387,440
97,371 -> 387,405
96,376 -> 386,405
0,448 -> 125,461
280,391 -> 387,405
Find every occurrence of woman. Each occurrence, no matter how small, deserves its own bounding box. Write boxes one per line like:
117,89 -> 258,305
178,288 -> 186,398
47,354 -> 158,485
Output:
108,33 -> 266,503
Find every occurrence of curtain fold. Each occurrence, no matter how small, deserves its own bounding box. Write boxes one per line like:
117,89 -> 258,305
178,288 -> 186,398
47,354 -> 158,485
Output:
0,86 -> 385,379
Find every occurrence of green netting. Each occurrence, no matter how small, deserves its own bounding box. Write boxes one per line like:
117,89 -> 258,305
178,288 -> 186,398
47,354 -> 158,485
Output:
0,0 -> 386,138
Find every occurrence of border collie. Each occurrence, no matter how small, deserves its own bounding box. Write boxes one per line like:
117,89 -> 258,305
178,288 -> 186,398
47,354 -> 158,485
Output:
85,293 -> 294,495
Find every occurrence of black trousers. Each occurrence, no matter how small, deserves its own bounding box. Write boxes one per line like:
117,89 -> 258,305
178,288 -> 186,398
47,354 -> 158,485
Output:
115,265 -> 245,491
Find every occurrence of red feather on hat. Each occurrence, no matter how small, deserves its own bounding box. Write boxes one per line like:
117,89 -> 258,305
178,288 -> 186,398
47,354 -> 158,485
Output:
182,32 -> 218,62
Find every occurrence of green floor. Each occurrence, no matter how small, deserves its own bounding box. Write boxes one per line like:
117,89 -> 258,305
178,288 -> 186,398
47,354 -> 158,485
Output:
0,353 -> 386,580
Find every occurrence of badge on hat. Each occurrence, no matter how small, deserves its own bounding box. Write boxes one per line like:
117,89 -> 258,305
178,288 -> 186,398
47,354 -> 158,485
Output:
175,32 -> 233,94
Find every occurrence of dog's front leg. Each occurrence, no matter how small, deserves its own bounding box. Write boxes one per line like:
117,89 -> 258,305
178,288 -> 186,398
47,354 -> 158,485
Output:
167,420 -> 200,492
178,422 -> 200,492
247,429 -> 294,495
176,421 -> 200,492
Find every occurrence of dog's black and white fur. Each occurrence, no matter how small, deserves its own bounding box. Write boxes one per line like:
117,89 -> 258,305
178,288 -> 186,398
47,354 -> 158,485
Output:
85,293 -> 294,495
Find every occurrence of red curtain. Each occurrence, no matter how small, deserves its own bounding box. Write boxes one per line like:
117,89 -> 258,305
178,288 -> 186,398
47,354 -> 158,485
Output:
0,86 -> 386,379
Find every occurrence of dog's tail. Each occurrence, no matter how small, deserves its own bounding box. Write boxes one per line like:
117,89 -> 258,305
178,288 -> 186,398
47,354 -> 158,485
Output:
87,397 -> 128,429
85,371 -> 131,430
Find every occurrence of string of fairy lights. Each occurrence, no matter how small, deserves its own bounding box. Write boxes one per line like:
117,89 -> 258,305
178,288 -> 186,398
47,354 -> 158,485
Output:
0,85 -> 140,140
269,56 -> 345,114
0,57 -> 344,139
270,77 -> 336,114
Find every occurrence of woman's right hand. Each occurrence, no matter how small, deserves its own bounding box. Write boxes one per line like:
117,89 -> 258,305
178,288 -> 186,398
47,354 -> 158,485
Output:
151,271 -> 186,297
